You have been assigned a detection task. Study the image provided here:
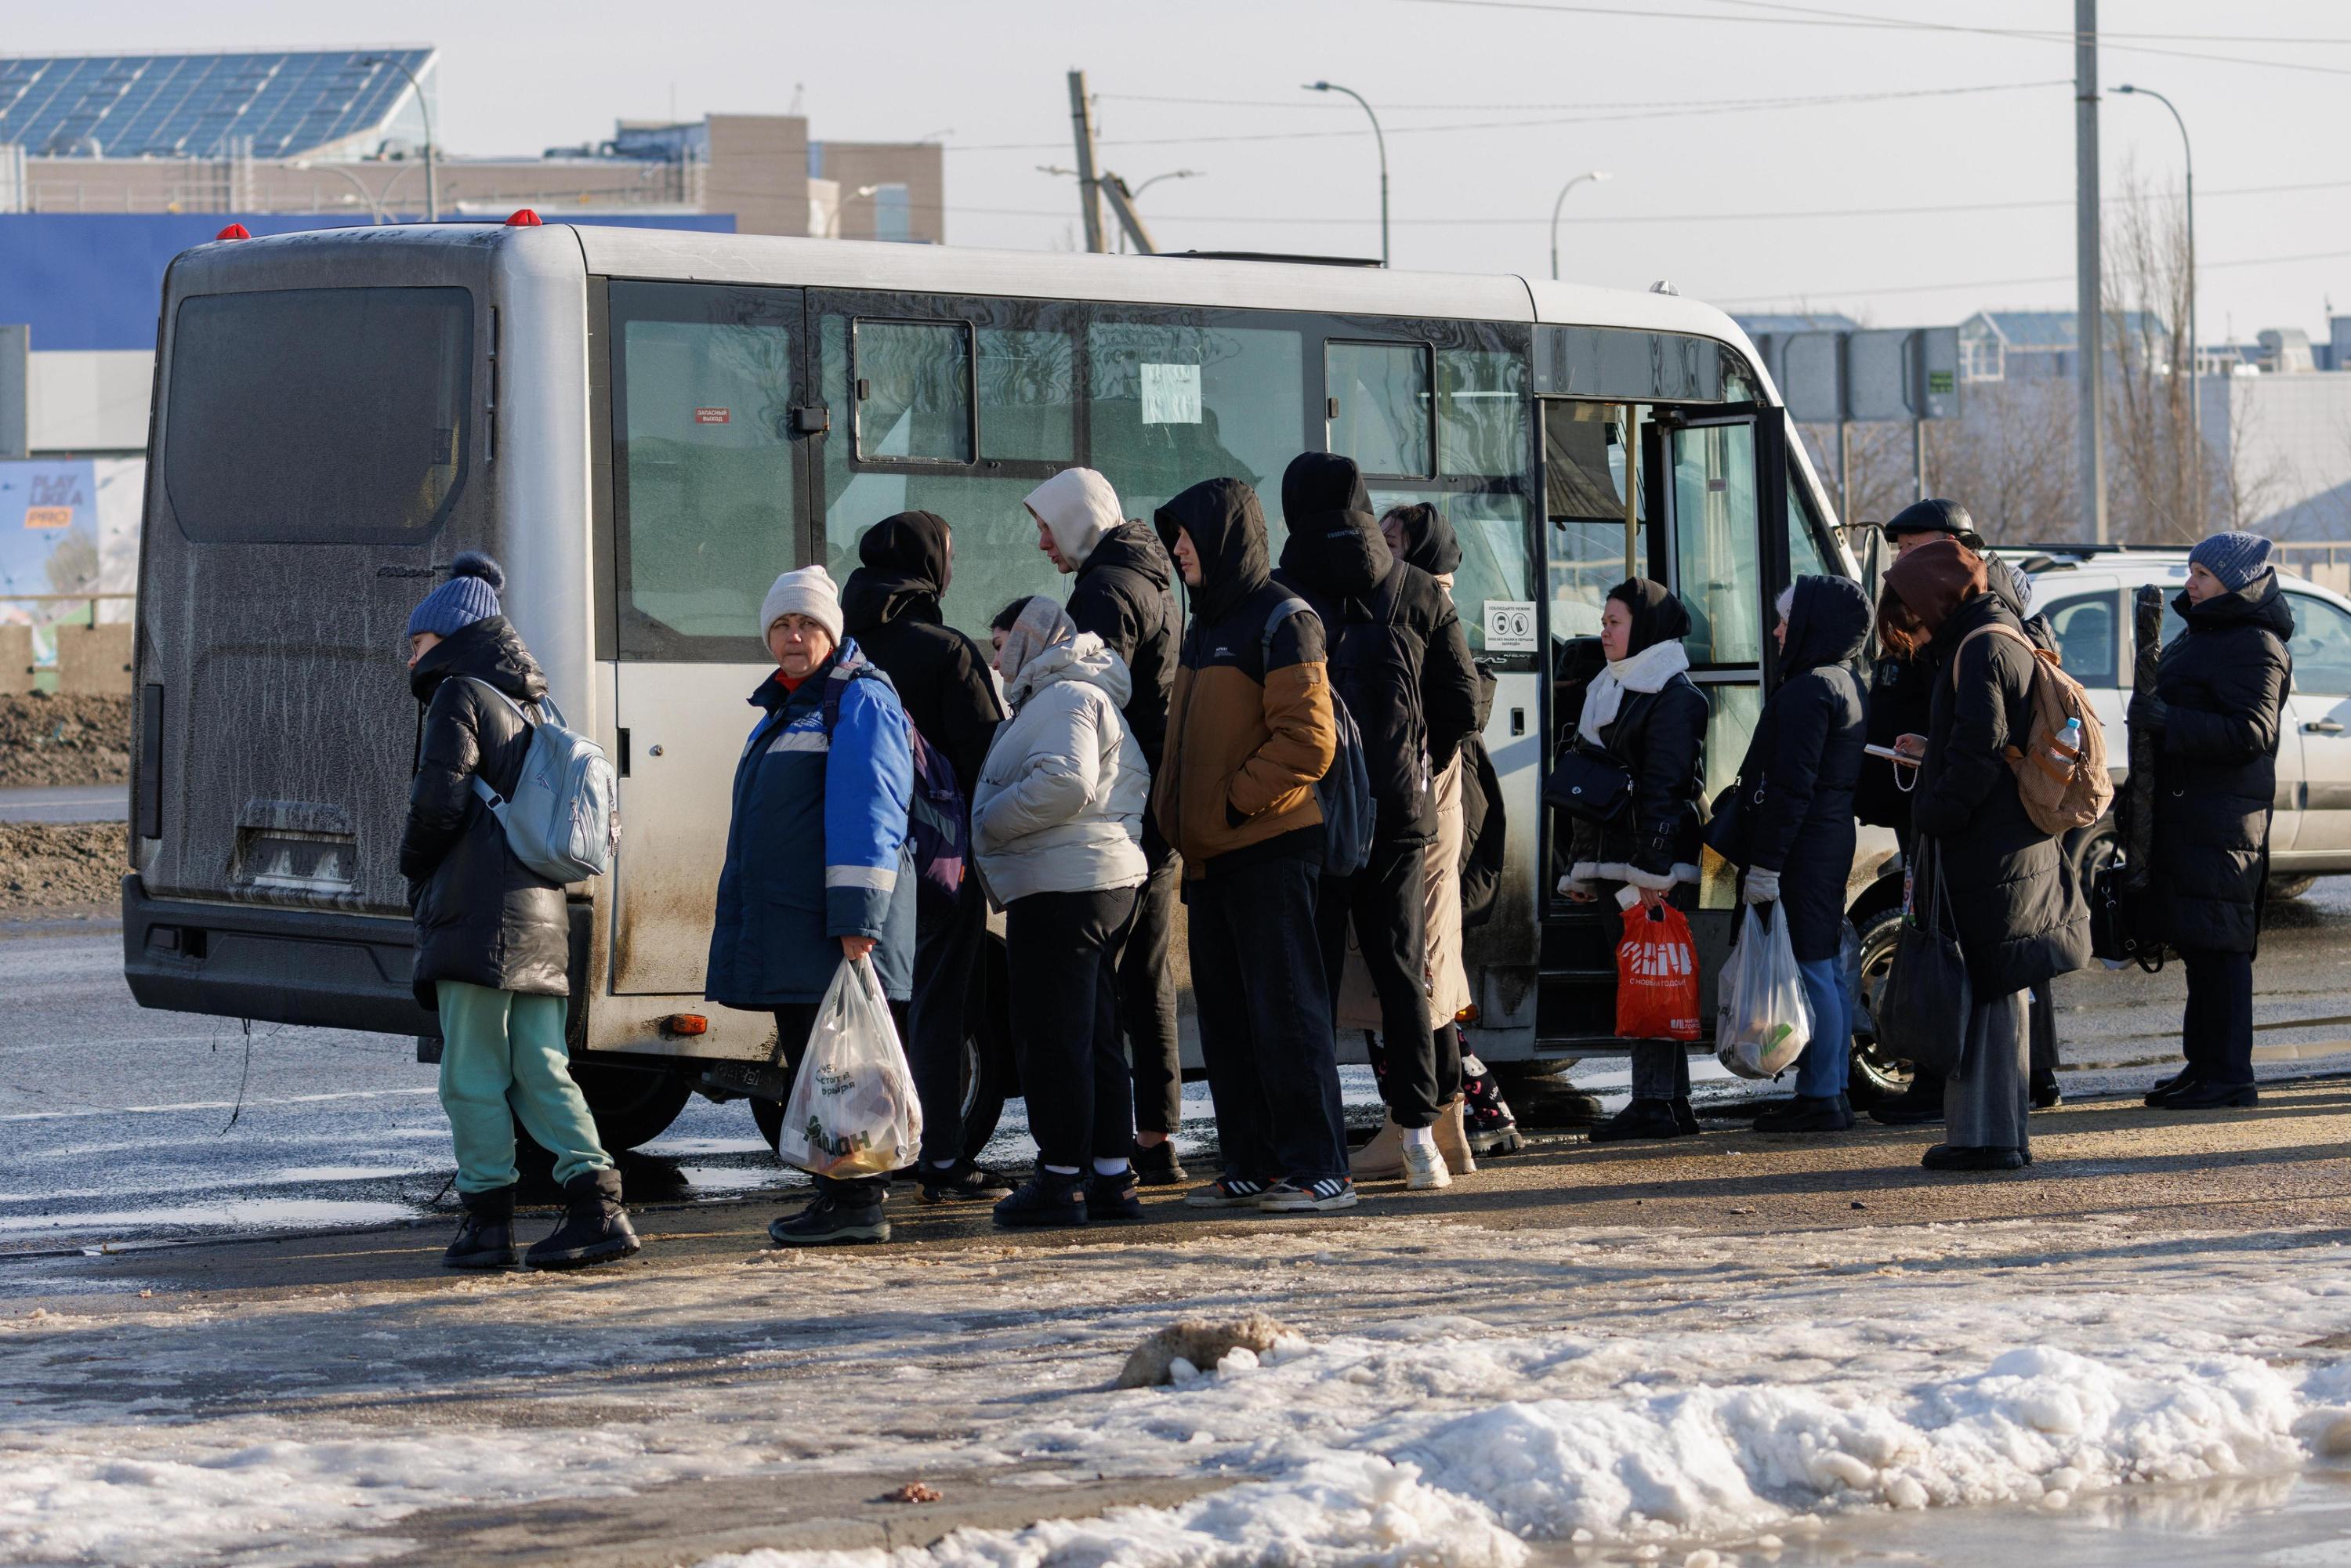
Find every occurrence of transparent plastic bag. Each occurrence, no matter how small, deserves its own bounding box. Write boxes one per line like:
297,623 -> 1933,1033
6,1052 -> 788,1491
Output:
1715,903 -> 1814,1079
776,955 -> 923,1179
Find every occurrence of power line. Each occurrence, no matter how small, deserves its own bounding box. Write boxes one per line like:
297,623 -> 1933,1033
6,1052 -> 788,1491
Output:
1717,245 -> 2351,309
1712,0 -> 2351,49
1095,81 -> 2056,114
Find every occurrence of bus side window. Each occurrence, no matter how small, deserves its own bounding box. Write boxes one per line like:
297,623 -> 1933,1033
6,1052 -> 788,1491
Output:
1086,315 -> 1308,541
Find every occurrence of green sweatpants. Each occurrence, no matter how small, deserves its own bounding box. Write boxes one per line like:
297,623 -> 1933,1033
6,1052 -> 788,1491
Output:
436,980 -> 611,1193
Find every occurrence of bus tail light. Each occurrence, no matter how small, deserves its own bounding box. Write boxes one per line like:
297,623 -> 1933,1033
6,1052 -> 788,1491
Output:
505,208 -> 542,227
665,1013 -> 708,1037
216,223 -> 252,241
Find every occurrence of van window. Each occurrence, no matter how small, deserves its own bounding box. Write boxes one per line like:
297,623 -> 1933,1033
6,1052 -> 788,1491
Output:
2045,593 -> 2118,686
2291,593 -> 2351,696
165,287 -> 472,544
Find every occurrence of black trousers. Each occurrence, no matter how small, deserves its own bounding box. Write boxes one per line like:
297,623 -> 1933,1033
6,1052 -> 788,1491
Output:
1007,885 -> 1141,1172
908,871 -> 987,1166
1119,831 -> 1185,1136
773,998 -> 909,1208
1189,852 -> 1349,1184
1316,839 -> 1442,1128
2178,945 -> 2255,1087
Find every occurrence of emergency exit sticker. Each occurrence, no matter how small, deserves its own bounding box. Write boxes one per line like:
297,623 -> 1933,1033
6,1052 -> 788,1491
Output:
694,407 -> 732,425
1483,600 -> 1537,652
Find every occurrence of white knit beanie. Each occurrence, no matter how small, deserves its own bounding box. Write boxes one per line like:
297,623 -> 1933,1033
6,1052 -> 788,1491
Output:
759,564 -> 844,652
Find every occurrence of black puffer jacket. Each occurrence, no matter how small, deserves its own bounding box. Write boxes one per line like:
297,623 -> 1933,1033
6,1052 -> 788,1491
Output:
1911,591 -> 2091,995
1273,454 -> 1480,847
1065,519 -> 1179,772
2150,574 -> 2294,954
1458,661 -> 1506,928
1718,575 -> 1871,961
840,510 -> 1005,799
400,617 -> 569,1011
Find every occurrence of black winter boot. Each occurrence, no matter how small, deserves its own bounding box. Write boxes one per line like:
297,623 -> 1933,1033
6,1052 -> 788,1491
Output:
1588,1097 -> 1695,1143
2030,1069 -> 2063,1110
1870,1072 -> 1947,1127
1132,1139 -> 1189,1186
444,1185 -> 516,1269
524,1168 -> 641,1270
1753,1094 -> 1855,1133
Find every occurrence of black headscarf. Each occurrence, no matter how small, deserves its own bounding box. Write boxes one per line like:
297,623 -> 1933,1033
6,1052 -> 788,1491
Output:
1606,578 -> 1690,656
1384,502 -> 1462,577
840,510 -> 951,632
1155,478 -> 1270,625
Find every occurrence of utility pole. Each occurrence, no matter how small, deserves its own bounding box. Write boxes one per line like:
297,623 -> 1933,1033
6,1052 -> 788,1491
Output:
1099,175 -> 1157,255
2074,0 -> 2108,541
1066,71 -> 1106,254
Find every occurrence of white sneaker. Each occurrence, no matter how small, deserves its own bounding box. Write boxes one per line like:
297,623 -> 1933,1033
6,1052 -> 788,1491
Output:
1402,1142 -> 1451,1190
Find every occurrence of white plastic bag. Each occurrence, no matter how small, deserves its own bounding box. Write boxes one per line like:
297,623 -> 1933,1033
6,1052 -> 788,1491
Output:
1715,903 -> 1813,1079
776,955 -> 923,1179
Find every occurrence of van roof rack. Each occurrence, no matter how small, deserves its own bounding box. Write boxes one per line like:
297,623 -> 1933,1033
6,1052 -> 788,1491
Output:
1168,250 -> 1384,268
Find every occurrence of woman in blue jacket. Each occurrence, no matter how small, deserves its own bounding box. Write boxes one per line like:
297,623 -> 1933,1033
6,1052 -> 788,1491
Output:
708,565 -> 917,1248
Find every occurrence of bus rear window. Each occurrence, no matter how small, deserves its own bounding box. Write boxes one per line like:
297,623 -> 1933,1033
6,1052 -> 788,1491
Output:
165,287 -> 473,545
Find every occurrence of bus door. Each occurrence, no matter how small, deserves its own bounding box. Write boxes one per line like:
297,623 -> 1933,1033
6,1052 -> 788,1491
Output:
606,281 -> 810,996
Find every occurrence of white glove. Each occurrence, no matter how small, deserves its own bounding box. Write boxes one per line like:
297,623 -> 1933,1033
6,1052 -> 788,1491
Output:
1742,868 -> 1781,906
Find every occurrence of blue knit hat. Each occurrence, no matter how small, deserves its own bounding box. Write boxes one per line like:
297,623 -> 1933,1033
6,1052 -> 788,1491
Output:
2188,531 -> 2274,592
407,552 -> 505,638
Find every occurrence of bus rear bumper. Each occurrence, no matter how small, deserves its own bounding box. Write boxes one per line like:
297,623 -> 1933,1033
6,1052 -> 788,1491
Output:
121,874 -> 439,1037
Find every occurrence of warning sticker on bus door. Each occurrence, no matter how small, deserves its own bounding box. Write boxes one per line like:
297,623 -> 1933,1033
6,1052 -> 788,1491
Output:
1483,600 -> 1537,651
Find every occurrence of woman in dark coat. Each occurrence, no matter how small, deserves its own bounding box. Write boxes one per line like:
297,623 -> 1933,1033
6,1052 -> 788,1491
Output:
1881,539 -> 2090,1170
1714,574 -> 1871,1133
2133,533 -> 2293,1110
1560,580 -> 1709,1143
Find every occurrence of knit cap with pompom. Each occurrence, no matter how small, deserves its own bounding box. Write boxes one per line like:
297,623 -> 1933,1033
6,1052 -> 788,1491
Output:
407,551 -> 506,638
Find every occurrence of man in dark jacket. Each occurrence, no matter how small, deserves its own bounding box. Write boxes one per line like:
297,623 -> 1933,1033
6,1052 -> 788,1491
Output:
1026,468 -> 1187,1184
401,552 -> 638,1273
839,512 -> 1009,1204
1273,454 -> 1481,1188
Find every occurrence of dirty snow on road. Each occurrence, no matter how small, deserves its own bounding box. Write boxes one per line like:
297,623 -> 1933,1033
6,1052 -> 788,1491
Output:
9,1215 -> 2351,1566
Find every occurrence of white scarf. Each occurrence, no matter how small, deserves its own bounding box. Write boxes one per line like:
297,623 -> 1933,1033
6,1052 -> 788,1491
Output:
1577,638 -> 1690,748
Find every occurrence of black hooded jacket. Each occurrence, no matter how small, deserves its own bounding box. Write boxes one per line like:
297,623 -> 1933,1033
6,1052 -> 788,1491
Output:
1564,580 -> 1710,887
400,617 -> 570,1010
1386,502 -> 1463,577
1273,454 -> 1480,847
1064,520 -> 1179,772
1716,575 -> 1871,960
839,510 -> 1005,799
2150,573 -> 2295,954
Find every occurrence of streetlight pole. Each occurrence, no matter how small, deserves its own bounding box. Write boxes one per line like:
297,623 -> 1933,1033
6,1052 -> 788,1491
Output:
292,161 -> 388,223
1306,81 -> 1387,266
1548,169 -> 1611,281
2116,82 -> 2200,514
361,54 -> 437,222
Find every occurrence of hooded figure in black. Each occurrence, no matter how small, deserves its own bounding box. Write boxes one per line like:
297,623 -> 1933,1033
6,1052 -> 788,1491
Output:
839,511 -> 1012,1199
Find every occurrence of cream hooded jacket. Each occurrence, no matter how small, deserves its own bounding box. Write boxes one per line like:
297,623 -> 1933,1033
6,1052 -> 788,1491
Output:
971,624 -> 1150,904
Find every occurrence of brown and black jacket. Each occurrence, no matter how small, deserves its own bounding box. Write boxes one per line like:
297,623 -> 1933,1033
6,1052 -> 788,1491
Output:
1151,478 -> 1338,877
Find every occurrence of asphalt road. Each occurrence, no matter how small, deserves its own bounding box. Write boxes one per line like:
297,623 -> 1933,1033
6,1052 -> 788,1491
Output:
7,878 -> 2351,1256
0,784 -> 128,823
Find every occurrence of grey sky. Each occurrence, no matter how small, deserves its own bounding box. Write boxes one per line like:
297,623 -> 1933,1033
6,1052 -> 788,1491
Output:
11,0 -> 2346,342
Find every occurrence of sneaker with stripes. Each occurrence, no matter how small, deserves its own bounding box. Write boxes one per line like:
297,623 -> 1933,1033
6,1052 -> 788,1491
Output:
1258,1175 -> 1358,1213
1183,1176 -> 1270,1209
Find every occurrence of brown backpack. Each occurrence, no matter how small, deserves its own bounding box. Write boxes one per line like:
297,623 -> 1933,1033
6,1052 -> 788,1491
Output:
1948,621 -> 2114,836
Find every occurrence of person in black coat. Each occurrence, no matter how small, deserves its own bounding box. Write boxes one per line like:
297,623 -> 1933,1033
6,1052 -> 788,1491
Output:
1882,538 -> 2090,1171
1274,454 -> 1483,1188
839,511 -> 1011,1204
1561,579 -> 1710,1143
2134,533 -> 2294,1110
400,553 -> 637,1271
1714,574 -> 1871,1133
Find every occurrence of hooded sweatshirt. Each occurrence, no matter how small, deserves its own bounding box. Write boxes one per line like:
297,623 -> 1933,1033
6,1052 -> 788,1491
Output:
1027,469 -> 1179,771
839,510 -> 1005,798
1152,477 -> 1337,875
970,597 -> 1150,904
1386,502 -> 1463,579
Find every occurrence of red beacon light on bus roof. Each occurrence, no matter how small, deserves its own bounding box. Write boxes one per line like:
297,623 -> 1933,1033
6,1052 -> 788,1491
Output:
504,208 -> 542,227
216,223 -> 252,241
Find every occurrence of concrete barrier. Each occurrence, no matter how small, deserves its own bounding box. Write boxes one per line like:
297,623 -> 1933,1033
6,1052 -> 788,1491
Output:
0,625 -> 31,694
56,623 -> 133,695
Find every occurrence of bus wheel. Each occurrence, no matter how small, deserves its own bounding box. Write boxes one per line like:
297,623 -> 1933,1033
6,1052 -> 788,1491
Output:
1847,904 -> 1913,1106
567,1061 -> 692,1153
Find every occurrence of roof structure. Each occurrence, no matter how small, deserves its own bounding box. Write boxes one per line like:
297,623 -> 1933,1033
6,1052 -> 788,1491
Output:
0,48 -> 433,160
1731,311 -> 1861,337
1962,309 -> 2168,349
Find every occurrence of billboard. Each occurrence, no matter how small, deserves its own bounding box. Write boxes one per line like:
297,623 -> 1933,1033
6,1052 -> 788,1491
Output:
0,458 -> 140,661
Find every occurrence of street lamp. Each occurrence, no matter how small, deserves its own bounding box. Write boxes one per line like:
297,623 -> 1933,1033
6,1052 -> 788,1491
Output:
1128,168 -> 1203,201
291,161 -> 389,224
2115,83 -> 2200,488
360,54 -> 437,223
827,183 -> 881,238
1548,170 -> 1611,281
1304,81 -> 1387,266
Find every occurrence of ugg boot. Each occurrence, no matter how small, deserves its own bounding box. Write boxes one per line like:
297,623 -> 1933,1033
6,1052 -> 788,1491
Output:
1349,1117 -> 1407,1180
524,1168 -> 640,1270
1432,1095 -> 1478,1175
444,1185 -> 516,1269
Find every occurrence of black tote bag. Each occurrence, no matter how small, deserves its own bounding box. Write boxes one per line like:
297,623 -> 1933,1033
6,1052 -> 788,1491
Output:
1879,837 -> 1972,1077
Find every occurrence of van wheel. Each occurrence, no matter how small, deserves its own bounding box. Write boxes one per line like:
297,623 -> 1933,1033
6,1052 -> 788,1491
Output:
566,1062 -> 692,1153
2268,875 -> 2317,901
1847,905 -> 1912,1106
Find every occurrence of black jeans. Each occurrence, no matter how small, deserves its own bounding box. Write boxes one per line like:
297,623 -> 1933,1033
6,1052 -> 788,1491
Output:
1189,852 -> 1349,1184
1317,839 -> 1440,1127
2178,945 -> 2255,1087
772,998 -> 907,1208
1007,885 -> 1141,1171
908,871 -> 987,1166
1119,831 -> 1185,1137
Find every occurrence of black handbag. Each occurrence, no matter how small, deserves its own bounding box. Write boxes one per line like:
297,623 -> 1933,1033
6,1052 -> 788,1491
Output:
1878,838 -> 1972,1077
2090,855 -> 2166,972
1704,774 -> 1762,863
1542,743 -> 1635,823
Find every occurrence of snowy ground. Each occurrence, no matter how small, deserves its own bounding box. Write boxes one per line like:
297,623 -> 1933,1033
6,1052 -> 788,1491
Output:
11,1209 -> 2351,1566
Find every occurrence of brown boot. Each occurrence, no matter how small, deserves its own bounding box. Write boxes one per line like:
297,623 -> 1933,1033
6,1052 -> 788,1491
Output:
1433,1095 -> 1478,1175
1349,1117 -> 1406,1180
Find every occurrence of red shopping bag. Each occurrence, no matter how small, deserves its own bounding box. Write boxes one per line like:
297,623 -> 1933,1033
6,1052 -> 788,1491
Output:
1616,902 -> 1702,1041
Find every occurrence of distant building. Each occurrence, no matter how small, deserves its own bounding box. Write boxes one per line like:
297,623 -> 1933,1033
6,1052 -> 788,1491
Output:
1956,309 -> 2173,382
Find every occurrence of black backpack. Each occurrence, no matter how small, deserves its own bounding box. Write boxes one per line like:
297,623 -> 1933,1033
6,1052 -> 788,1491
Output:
1321,567 -> 1433,842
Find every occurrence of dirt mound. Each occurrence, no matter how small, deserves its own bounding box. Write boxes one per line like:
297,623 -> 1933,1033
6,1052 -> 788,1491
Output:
0,822 -> 127,912
0,694 -> 132,788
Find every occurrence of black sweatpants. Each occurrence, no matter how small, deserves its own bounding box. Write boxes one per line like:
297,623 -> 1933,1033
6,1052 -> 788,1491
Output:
1189,852 -> 1349,1185
908,871 -> 987,1167
772,998 -> 909,1208
1318,840 -> 1442,1127
1119,830 -> 1185,1137
1007,885 -> 1141,1172
2177,945 -> 2255,1088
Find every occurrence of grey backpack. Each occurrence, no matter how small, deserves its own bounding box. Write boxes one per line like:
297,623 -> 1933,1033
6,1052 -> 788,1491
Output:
465,679 -> 621,883
1261,597 -> 1375,879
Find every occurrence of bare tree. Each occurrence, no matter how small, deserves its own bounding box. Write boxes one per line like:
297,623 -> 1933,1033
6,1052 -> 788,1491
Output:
1922,378 -> 2078,544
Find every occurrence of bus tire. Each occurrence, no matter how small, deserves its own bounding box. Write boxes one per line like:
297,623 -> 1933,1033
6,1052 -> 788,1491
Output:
1847,904 -> 1912,1106
563,1061 -> 692,1153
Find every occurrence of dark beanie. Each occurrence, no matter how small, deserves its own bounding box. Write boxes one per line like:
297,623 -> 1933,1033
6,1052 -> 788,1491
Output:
407,552 -> 504,638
